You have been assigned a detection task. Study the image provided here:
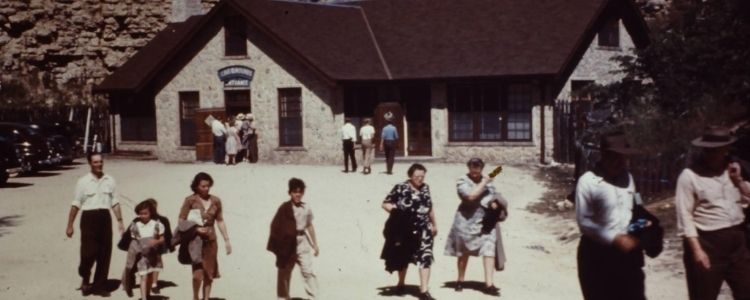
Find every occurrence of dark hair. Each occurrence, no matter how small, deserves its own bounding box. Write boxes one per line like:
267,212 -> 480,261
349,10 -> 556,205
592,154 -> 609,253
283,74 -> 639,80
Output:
467,157 -> 485,169
288,177 -> 306,193
86,152 -> 102,163
134,199 -> 157,217
144,198 -> 161,217
191,172 -> 214,193
407,163 -> 427,177
345,117 -> 352,123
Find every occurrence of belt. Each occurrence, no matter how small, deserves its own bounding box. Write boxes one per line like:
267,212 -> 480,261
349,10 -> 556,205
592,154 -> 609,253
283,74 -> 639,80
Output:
297,230 -> 306,236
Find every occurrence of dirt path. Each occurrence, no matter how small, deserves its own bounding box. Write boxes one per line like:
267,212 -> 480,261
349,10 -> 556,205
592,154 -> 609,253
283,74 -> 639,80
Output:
0,160 -> 692,299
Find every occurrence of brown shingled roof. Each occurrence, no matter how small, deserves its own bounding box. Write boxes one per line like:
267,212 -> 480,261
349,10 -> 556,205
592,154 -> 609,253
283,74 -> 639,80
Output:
94,0 -> 649,93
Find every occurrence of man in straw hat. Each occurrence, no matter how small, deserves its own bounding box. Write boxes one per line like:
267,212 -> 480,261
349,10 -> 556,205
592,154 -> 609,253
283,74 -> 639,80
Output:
675,126 -> 750,300
575,131 -> 648,300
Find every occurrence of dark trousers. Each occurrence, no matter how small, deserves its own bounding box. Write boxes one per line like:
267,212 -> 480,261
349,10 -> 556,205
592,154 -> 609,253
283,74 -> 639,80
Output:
684,226 -> 750,300
577,235 -> 646,300
213,135 -> 226,164
247,134 -> 258,163
384,140 -> 396,173
343,139 -> 357,171
79,209 -> 112,286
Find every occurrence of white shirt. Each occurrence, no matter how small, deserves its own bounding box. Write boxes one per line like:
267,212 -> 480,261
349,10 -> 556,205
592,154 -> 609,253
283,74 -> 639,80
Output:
211,120 -> 226,137
359,125 -> 375,140
341,123 -> 357,142
131,219 -> 164,239
675,168 -> 749,237
575,171 -> 635,245
72,173 -> 118,210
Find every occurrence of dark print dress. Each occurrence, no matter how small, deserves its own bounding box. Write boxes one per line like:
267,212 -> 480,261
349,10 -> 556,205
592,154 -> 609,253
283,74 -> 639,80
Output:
384,181 -> 435,268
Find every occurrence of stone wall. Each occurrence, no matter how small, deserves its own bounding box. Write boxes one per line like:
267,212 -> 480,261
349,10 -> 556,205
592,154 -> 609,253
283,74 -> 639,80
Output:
135,10 -> 340,163
0,0 -> 218,106
556,19 -> 638,99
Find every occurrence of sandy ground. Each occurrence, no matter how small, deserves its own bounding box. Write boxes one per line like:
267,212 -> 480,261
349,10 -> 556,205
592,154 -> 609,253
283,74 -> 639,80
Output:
0,159 -> 693,299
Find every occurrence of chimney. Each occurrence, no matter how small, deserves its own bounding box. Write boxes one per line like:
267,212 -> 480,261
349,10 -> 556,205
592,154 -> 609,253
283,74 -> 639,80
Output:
171,0 -> 204,23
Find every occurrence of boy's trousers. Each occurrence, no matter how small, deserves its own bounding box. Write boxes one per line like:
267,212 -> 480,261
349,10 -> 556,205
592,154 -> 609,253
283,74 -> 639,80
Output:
277,236 -> 318,299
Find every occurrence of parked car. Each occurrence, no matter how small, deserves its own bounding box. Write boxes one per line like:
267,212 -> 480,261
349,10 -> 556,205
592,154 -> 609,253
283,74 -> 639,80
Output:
29,123 -> 75,164
0,123 -> 53,174
0,136 -> 23,185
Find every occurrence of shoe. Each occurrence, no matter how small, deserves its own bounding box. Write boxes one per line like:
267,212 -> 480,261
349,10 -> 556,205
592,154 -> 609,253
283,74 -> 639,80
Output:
80,283 -> 93,296
151,285 -> 160,294
419,291 -> 436,300
342,169 -> 349,173
454,282 -> 463,292
482,285 -> 500,296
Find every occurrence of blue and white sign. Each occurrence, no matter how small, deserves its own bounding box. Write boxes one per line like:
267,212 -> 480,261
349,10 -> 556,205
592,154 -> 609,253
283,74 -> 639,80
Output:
218,65 -> 254,87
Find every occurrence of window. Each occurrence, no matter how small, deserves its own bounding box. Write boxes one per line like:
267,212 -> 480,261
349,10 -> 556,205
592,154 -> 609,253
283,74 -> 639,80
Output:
598,18 -> 620,48
224,16 -> 247,56
278,88 -> 303,147
507,84 -> 532,140
179,91 -> 200,146
120,96 -> 156,142
448,84 -> 502,141
224,90 -> 251,117
571,80 -> 595,101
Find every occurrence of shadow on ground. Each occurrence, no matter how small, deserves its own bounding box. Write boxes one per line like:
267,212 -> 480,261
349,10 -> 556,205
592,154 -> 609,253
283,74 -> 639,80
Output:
0,215 -> 22,237
0,182 -> 34,188
377,284 -> 421,298
442,280 -> 495,293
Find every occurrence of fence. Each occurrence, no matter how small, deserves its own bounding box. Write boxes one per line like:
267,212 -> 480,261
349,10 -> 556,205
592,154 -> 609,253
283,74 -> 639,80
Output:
553,99 -> 684,200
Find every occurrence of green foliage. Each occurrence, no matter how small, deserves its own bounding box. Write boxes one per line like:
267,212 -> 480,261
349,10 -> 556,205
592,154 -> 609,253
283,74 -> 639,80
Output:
592,0 -> 750,153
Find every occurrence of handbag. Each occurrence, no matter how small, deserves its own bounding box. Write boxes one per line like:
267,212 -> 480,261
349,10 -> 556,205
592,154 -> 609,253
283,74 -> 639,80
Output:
628,194 -> 664,258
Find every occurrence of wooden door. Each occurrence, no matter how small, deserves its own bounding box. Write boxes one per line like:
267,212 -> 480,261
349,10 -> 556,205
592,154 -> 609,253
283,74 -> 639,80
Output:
194,108 -> 226,161
374,102 -> 404,156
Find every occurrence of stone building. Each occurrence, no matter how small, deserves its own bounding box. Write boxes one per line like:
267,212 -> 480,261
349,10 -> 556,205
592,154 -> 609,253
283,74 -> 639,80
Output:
93,0 -> 649,164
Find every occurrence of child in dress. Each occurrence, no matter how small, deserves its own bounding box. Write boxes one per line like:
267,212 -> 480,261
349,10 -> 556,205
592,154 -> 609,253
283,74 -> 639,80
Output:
132,200 -> 165,300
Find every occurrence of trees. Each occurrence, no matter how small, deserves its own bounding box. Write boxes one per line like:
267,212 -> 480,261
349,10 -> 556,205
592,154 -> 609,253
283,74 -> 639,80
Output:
592,0 -> 750,154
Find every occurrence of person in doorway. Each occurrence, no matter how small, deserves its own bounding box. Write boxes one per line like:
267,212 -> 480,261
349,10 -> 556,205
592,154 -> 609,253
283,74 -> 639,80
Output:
341,118 -> 357,173
66,152 -> 125,296
381,164 -> 437,300
235,113 -> 246,163
380,120 -> 399,175
225,117 -> 240,166
675,126 -> 750,300
243,113 -> 259,163
444,158 -> 506,296
178,172 -> 232,300
268,178 -> 320,300
359,118 -> 376,174
210,118 -> 227,164
575,131 -> 647,300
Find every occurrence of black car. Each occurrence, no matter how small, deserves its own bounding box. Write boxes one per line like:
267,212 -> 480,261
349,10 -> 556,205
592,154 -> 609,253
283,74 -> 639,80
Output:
0,136 -> 23,185
0,123 -> 53,174
30,123 -> 75,164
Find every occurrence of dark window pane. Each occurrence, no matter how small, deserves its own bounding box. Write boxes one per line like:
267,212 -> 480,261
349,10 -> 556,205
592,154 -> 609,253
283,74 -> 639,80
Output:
120,96 -> 156,142
179,91 -> 200,146
279,88 -> 303,146
224,90 -> 251,117
478,85 -> 501,140
507,84 -> 532,140
225,16 -> 247,56
598,19 -> 620,47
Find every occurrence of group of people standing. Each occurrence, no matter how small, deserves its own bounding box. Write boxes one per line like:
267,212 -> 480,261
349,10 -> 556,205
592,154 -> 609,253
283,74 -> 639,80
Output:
341,117 -> 399,174
210,113 -> 258,165
575,127 -> 750,300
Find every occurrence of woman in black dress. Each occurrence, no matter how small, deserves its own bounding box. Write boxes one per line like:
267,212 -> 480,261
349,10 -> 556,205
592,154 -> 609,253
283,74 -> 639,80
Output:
381,163 -> 438,300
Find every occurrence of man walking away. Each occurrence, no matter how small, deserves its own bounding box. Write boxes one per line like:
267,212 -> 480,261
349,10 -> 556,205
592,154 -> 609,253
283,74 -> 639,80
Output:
341,118 -> 357,173
380,120 -> 399,175
211,118 -> 227,164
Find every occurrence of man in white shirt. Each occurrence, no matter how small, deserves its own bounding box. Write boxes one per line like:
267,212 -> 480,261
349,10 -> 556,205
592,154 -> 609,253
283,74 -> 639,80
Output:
341,118 -> 357,173
359,118 -> 376,174
575,132 -> 646,300
65,153 -> 124,296
211,118 -> 227,164
675,126 -> 750,300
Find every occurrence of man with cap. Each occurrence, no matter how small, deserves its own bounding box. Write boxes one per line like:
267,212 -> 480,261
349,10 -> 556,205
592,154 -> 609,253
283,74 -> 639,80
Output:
675,126 -> 750,300
575,131 -> 648,300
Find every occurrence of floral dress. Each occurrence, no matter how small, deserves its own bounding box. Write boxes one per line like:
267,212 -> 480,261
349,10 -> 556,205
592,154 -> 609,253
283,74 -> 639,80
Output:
444,174 -> 498,257
384,181 -> 434,268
